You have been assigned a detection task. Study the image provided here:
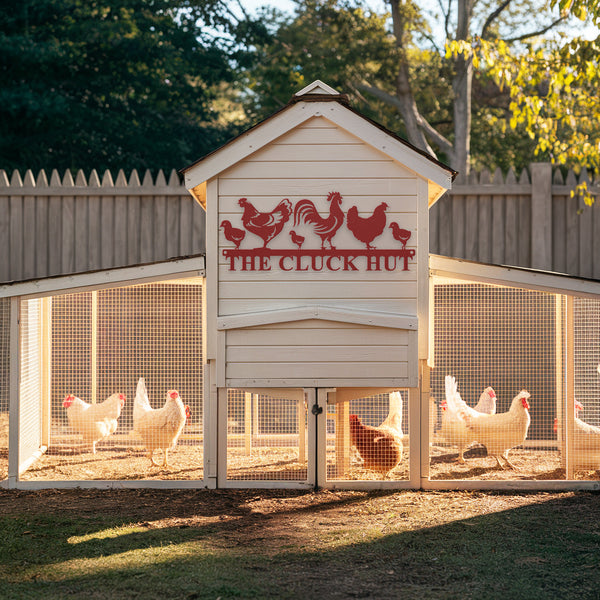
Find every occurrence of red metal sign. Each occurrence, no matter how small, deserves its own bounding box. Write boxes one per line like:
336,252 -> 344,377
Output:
220,192 -> 415,272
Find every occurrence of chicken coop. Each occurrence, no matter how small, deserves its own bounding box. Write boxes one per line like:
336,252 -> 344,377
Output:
3,79 -> 600,491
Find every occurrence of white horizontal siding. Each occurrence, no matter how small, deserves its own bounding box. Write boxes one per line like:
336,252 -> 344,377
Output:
219,178 -> 417,197
227,345 -> 408,363
216,116 -> 422,385
227,324 -> 410,345
219,298 -> 418,315
219,280 -> 418,300
225,320 -> 413,385
227,362 -> 408,380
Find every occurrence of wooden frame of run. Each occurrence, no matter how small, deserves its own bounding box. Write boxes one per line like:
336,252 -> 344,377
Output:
1,256 -> 207,490
426,255 -> 600,491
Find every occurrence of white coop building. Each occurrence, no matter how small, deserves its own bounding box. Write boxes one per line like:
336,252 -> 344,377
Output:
3,79 -> 600,490
182,80 -> 453,489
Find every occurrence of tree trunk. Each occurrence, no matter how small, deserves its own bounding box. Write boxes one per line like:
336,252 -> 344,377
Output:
451,0 -> 474,176
389,0 -> 436,157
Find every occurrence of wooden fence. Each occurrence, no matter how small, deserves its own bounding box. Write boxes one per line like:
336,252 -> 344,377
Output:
0,168 -> 205,283
1,162 -> 598,284
430,163 -> 600,279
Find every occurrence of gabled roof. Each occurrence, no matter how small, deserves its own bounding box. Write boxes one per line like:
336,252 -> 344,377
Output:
181,80 -> 456,207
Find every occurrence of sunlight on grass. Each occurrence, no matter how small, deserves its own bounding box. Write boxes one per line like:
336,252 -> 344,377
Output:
67,526 -> 148,544
13,541 -> 217,583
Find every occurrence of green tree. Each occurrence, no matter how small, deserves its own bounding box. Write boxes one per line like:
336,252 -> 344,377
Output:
453,0 -> 599,198
0,0 -> 267,174
245,0 -> 579,176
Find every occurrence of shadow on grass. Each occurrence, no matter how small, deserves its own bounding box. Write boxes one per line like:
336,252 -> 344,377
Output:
1,490 -> 599,599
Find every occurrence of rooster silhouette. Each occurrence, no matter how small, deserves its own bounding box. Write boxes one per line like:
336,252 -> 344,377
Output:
239,198 -> 292,248
293,191 -> 344,250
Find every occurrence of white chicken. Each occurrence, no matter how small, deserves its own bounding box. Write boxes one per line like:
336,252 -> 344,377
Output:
439,375 -> 497,463
133,377 -> 189,467
461,390 -> 531,469
63,392 -> 126,454
563,400 -> 600,471
377,391 -> 404,440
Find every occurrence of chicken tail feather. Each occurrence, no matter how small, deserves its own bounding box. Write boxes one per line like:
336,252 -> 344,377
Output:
133,377 -> 151,423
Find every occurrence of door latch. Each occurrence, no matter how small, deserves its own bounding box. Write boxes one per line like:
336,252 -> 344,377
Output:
311,403 -> 323,416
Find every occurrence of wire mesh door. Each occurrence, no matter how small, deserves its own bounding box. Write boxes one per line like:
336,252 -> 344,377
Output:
222,388 -> 314,487
18,278 -> 204,483
319,388 -> 410,486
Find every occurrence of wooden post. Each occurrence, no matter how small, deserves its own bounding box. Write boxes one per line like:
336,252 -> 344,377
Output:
418,360 -> 430,486
298,396 -> 306,464
244,392 -> 252,455
40,297 -> 52,448
91,290 -> 98,404
335,400 -> 350,478
565,296 -> 575,479
555,295 -> 565,467
531,163 -> 553,271
7,298 -> 20,488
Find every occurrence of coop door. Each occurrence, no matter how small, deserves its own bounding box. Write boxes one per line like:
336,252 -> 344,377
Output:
316,388 -> 411,487
222,388 -> 315,487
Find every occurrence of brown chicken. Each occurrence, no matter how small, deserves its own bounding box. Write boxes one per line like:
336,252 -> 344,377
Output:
239,198 -> 292,248
293,191 -> 344,249
346,202 -> 388,249
349,392 -> 404,477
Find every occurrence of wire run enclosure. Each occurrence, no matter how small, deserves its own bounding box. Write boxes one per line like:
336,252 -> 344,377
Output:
428,256 -> 600,490
2,260 -> 206,489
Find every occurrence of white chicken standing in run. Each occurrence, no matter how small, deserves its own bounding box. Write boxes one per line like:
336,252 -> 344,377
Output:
564,363 -> 600,470
133,377 -> 189,468
440,375 -> 497,463
63,392 -> 126,454
461,389 -> 531,469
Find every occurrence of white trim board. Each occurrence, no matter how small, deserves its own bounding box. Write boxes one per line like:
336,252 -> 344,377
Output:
0,256 -> 205,299
217,305 -> 418,330
430,254 -> 600,299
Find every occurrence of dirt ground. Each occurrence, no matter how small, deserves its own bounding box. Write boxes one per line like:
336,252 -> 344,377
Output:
0,485 -> 594,555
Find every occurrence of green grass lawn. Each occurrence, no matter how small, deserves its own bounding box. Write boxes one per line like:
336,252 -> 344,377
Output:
0,489 -> 599,599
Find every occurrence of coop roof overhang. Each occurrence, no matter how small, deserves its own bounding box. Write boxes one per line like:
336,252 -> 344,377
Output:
430,254 -> 600,298
216,305 -> 418,331
181,81 -> 455,208
0,256 -> 205,300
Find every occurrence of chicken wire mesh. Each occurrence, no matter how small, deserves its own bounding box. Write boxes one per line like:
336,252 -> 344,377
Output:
326,390 -> 409,481
19,278 -> 204,482
0,298 -> 8,481
226,389 -> 308,481
430,281 -> 600,481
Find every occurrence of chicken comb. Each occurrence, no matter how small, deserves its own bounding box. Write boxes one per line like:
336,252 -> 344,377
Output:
62,394 -> 75,407
169,390 -> 179,399
488,389 -> 496,398
440,399 -> 447,411
119,393 -> 126,402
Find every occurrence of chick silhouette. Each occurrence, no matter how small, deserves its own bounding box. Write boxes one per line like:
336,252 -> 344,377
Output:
290,230 -> 305,249
389,223 -> 411,250
220,220 -> 245,249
